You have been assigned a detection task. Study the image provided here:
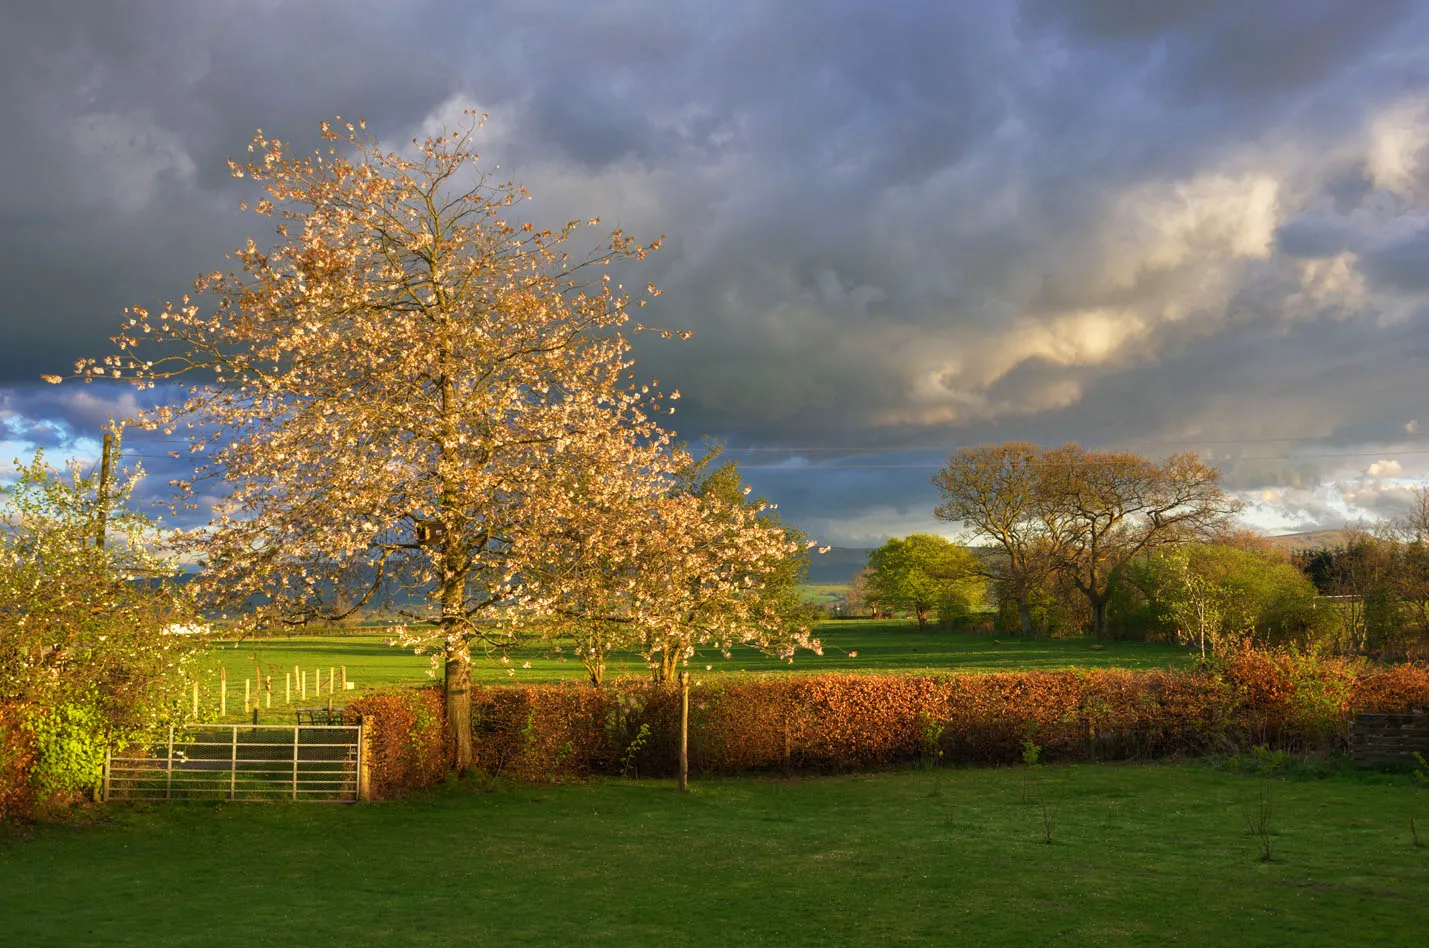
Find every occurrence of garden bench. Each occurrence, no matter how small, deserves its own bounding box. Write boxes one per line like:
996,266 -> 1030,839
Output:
294,707 -> 346,725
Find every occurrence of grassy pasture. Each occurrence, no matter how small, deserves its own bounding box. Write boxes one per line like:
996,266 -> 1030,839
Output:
798,582 -> 848,606
3,763 -> 1426,946
196,620 -> 1191,705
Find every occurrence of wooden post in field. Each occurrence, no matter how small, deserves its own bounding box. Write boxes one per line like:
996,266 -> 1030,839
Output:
244,678 -> 251,713
329,667 -> 335,695
679,670 -> 690,793
293,665 -> 300,698
192,681 -> 199,717
341,665 -> 347,691
265,677 -> 272,709
285,673 -> 291,705
220,667 -> 228,717
302,669 -> 308,700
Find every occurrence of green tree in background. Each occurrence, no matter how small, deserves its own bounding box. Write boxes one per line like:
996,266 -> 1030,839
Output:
0,444 -> 201,798
865,534 -> 985,628
1113,542 -> 1328,653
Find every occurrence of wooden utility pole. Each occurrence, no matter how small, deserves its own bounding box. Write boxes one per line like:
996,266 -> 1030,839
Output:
679,671 -> 691,793
96,429 -> 114,550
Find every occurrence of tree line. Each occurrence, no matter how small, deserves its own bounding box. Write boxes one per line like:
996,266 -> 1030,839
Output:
850,442 -> 1429,657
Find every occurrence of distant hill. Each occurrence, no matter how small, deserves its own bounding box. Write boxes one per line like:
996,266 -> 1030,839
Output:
805,547 -> 873,585
1261,529 -> 1352,554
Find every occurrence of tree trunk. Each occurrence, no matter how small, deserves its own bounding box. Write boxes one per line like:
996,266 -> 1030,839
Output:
1091,599 -> 1109,638
655,648 -> 679,685
1017,601 -> 1033,637
915,606 -> 927,629
444,636 -> 472,771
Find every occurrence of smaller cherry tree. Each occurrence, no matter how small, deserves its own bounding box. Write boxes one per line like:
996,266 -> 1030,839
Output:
531,447 -> 822,685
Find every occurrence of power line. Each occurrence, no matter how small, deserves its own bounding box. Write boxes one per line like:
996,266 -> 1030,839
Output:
719,436 -> 1426,453
738,449 -> 1429,471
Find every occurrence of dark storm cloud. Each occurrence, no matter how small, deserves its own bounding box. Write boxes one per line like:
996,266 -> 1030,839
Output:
1021,0 -> 1414,102
1361,225 -> 1429,292
2,0 -> 1429,543
1275,217 -> 1359,259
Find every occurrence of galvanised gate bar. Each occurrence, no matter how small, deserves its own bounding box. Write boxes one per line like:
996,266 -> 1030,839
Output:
103,723 -> 367,803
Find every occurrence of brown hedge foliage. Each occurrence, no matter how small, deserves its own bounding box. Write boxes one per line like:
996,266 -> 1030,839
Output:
1350,661 -> 1429,713
467,681 -> 683,781
348,652 -> 1429,794
0,703 -> 37,823
344,688 -> 449,800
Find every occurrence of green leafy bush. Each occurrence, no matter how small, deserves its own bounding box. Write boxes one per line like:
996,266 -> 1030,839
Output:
25,702 -> 107,797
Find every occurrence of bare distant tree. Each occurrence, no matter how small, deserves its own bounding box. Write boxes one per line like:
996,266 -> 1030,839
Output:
1037,446 -> 1240,637
932,442 -> 1062,635
936,442 -> 1239,638
845,566 -> 871,618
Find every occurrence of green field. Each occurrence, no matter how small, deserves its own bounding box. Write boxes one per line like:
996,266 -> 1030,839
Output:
195,620 -> 1191,715
3,763 -> 1426,946
798,582 -> 848,606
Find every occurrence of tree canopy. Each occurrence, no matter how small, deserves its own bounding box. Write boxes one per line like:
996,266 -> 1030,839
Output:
1113,542 -> 1327,655
934,442 -> 1238,636
76,116 -> 796,768
864,534 -> 984,628
527,447 -> 819,686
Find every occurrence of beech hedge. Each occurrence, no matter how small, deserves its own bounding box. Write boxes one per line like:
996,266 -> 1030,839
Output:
343,649 -> 1429,798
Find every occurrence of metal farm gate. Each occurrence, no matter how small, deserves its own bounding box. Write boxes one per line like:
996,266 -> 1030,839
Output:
103,724 -> 365,803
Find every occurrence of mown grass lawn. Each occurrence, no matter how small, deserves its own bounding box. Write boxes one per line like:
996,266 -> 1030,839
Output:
198,619 -> 1191,711
2,763 -> 1425,946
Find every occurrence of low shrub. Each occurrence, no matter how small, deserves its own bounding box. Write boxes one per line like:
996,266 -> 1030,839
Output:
25,701 -> 107,799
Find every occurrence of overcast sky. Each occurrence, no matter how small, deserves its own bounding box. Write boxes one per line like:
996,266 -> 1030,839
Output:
3,0 -> 1429,545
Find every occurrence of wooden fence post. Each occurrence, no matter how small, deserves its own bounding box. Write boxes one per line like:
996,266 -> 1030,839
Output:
220,668 -> 227,717
679,671 -> 690,793
292,725 -> 300,801
192,681 -> 199,718
358,715 -> 373,802
285,672 -> 291,705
